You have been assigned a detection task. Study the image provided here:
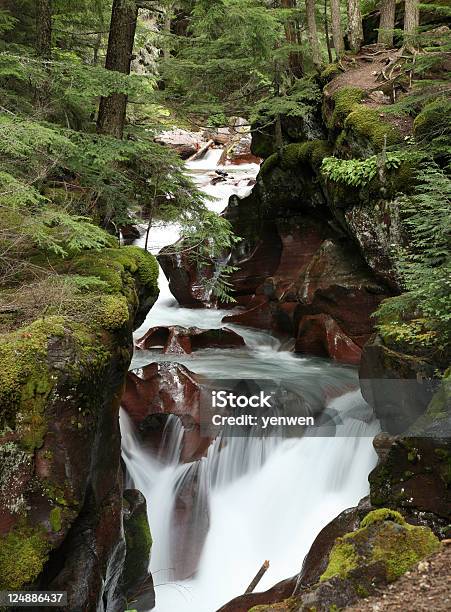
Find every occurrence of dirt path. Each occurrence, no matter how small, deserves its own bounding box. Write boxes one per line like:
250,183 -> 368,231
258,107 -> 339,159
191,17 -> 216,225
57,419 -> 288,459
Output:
346,543 -> 451,611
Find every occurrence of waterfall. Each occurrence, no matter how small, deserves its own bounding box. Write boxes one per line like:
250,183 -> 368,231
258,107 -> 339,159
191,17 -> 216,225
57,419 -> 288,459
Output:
120,148 -> 379,611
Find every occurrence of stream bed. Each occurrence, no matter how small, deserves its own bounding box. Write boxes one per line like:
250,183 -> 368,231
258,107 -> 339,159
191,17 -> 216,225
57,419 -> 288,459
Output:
120,150 -> 379,612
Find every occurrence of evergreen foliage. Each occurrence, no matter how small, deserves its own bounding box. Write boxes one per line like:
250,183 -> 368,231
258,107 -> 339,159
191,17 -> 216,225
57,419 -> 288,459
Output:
376,163 -> 451,351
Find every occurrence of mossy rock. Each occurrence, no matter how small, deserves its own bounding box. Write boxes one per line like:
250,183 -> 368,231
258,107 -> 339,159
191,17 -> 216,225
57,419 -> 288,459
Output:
320,63 -> 342,84
328,87 -> 365,129
344,107 -> 402,152
71,246 -> 159,296
260,140 -> 333,177
414,98 -> 451,140
0,525 -> 51,590
122,489 -> 153,597
248,599 -> 298,612
321,508 -> 440,583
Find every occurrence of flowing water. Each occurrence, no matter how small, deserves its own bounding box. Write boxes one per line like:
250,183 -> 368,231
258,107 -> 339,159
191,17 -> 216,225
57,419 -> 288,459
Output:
120,149 -> 379,612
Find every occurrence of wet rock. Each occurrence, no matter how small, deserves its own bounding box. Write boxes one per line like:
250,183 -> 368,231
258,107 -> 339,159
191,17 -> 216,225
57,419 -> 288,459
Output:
298,498 -> 372,587
217,576 -> 298,612
222,295 -> 273,329
369,435 -> 451,537
135,325 -> 245,354
171,463 -> 210,581
295,314 -> 362,365
121,489 -> 154,611
154,129 -> 205,159
120,224 -> 141,245
122,362 -> 211,462
158,242 -> 216,308
359,337 -> 437,433
218,132 -> 261,165
0,248 -> 159,608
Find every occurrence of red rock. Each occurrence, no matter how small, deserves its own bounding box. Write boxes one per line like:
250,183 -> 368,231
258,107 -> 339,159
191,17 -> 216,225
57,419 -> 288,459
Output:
154,129 -> 205,159
171,466 -> 209,580
217,576 -> 297,612
295,314 -> 362,365
222,295 -> 273,329
158,242 -> 217,307
135,325 -> 245,353
122,362 -> 213,463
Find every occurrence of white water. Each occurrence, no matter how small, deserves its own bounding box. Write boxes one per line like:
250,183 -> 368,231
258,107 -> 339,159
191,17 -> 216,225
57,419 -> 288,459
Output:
120,149 -> 379,612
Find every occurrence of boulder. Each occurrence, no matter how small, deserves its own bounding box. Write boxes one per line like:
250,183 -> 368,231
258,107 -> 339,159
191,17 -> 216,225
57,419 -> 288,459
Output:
295,314 -> 362,365
369,435 -> 451,537
135,325 -> 245,354
122,362 -> 212,462
221,510 -> 440,612
218,133 -> 261,165
216,576 -> 298,612
158,242 -> 216,308
359,337 -> 437,433
0,247 -> 159,609
298,498 -> 372,587
121,489 -> 154,611
154,129 -> 205,159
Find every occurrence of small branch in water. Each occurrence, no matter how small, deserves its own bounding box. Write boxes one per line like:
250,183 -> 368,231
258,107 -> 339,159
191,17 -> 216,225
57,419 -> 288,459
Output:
245,560 -> 270,594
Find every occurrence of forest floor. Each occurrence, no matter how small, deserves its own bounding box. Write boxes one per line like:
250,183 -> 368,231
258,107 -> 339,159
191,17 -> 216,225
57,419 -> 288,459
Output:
346,543 -> 451,611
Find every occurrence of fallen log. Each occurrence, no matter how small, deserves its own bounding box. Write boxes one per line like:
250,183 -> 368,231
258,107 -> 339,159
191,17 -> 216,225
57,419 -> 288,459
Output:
186,139 -> 214,162
245,560 -> 270,594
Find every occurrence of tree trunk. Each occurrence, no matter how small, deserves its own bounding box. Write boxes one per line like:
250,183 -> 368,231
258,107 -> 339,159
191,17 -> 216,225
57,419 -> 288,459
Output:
305,0 -> 322,70
324,0 -> 333,63
281,0 -> 304,78
36,0 -> 52,58
97,0 -> 139,138
403,0 -> 420,48
163,5 -> 172,61
347,0 -> 364,52
330,0 -> 344,57
377,0 -> 396,46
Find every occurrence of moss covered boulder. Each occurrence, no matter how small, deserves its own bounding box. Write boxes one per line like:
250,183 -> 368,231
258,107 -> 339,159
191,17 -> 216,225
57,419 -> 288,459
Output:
320,509 -> 440,584
0,245 -> 159,609
122,489 -> 154,611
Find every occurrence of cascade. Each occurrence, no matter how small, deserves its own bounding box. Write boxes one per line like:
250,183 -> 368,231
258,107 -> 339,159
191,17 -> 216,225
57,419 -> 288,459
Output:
120,148 -> 379,612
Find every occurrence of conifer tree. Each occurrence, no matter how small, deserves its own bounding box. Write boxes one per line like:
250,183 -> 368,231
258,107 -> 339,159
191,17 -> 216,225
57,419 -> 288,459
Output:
330,0 -> 344,57
347,0 -> 363,52
404,0 -> 420,50
305,0 -> 322,70
378,0 -> 396,47
97,0 -> 139,138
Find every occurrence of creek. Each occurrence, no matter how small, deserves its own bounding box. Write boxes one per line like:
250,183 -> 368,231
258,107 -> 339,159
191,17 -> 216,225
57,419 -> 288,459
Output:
120,149 -> 379,612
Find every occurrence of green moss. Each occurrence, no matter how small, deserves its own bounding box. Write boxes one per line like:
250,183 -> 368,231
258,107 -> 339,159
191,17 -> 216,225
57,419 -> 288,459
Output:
123,509 -> 153,590
71,246 -> 159,297
311,140 -> 333,169
372,522 -> 440,581
413,100 -> 444,139
0,525 -> 50,590
260,140 -> 333,177
360,508 -> 406,528
0,317 -> 64,449
260,152 -> 279,176
95,294 -> 130,331
344,107 -> 402,150
0,314 -> 116,450
329,87 -> 364,128
320,63 -> 342,82
320,541 -> 358,581
49,507 -> 62,532
281,142 -> 315,168
320,511 -> 440,584
125,246 -> 159,292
